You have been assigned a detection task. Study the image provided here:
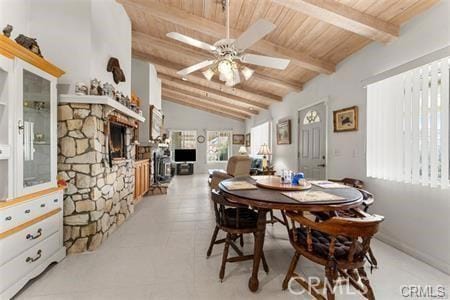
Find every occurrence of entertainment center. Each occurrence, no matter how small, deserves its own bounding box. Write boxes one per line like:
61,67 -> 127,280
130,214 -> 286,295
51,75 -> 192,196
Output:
174,149 -> 196,175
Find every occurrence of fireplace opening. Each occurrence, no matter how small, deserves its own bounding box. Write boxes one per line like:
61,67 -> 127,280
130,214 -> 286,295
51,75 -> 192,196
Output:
110,122 -> 127,159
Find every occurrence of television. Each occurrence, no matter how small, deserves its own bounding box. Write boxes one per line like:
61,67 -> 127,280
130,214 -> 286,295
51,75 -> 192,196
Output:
174,149 -> 196,162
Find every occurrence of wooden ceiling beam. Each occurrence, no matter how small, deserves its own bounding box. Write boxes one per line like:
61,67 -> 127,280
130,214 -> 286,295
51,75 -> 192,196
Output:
159,73 -> 267,112
119,0 -> 335,74
132,31 -> 301,93
162,93 -> 247,121
161,83 -> 257,116
273,0 -> 399,44
132,51 -> 273,109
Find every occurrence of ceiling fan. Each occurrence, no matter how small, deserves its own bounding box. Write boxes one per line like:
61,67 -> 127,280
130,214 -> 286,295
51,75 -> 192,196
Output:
166,0 -> 290,87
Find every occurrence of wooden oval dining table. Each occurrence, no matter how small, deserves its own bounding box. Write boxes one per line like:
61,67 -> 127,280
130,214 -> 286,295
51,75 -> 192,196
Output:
219,176 -> 364,292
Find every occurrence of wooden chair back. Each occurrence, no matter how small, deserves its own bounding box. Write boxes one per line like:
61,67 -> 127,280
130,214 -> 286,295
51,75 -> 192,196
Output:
283,209 -> 383,263
329,178 -> 364,189
211,189 -> 248,229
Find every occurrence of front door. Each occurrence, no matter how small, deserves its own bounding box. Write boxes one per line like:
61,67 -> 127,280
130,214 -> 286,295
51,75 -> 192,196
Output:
298,102 -> 326,179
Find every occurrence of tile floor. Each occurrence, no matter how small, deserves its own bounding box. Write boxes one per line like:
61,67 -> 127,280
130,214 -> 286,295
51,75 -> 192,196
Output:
15,174 -> 449,299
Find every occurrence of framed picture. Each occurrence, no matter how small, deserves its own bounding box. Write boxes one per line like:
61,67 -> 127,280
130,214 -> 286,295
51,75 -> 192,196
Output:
333,106 -> 358,132
149,105 -> 164,141
277,120 -> 291,145
232,134 -> 245,145
245,133 -> 251,147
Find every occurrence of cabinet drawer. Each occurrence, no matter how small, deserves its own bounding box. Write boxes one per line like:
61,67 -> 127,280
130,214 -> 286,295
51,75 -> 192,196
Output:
0,232 -> 60,293
0,192 -> 62,233
0,210 -> 60,267
0,145 -> 9,160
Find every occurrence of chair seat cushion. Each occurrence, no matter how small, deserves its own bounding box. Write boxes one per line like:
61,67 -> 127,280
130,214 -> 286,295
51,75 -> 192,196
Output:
295,227 -> 363,260
224,208 -> 258,228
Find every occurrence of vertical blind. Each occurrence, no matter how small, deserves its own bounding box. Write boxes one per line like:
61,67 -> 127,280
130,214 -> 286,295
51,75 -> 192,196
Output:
367,57 -> 449,188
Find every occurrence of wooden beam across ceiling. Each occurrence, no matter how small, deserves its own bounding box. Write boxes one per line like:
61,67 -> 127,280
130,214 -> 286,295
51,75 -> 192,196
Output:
119,0 -> 336,74
162,92 -> 248,121
132,31 -> 302,93
159,73 -> 265,113
132,50 -> 273,109
273,0 -> 400,44
161,82 -> 257,116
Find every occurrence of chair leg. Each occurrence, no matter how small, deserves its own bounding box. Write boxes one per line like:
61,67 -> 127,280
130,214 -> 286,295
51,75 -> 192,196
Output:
325,266 -> 337,300
282,252 -> 300,290
240,234 -> 244,247
261,252 -> 269,273
206,226 -> 220,257
358,267 -> 375,300
368,247 -> 378,267
219,233 -> 231,282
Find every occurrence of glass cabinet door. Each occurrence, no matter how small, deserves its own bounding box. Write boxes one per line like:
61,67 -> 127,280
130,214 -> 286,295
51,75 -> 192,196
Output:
22,69 -> 52,188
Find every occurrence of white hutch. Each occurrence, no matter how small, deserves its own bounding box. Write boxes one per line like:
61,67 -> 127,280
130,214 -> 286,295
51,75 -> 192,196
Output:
0,35 -> 65,299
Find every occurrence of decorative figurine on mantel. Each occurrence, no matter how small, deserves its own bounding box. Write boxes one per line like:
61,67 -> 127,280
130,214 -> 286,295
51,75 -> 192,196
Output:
75,82 -> 88,95
107,57 -> 126,84
2,24 -> 13,37
103,82 -> 114,97
15,34 -> 43,57
89,78 -> 103,96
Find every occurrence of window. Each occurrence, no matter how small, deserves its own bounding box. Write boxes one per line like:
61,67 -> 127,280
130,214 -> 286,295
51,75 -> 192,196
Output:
170,130 -> 197,159
207,131 -> 232,162
251,122 -> 271,157
303,110 -> 321,124
366,56 -> 449,188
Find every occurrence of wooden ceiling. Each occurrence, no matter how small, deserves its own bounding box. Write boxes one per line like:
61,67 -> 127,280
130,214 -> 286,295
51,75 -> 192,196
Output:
119,0 -> 438,121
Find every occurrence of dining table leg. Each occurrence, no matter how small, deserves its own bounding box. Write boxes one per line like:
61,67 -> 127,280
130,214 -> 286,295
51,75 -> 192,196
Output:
248,208 -> 269,292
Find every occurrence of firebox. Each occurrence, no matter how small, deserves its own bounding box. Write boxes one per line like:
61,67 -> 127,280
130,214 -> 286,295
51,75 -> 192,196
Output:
110,122 -> 127,159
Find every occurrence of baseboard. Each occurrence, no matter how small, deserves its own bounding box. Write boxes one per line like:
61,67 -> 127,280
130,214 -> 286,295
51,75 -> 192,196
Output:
376,232 -> 450,275
1,247 -> 66,300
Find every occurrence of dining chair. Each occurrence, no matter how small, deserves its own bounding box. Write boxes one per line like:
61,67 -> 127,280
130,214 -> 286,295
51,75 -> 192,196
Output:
207,189 -> 269,281
281,209 -> 384,300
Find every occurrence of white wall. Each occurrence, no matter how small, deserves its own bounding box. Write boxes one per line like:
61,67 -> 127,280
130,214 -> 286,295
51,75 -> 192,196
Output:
131,58 -> 161,145
0,0 -> 131,95
163,100 -> 246,174
246,1 -> 450,274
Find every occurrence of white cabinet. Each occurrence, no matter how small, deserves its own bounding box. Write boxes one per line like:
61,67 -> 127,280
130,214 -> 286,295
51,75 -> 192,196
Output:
0,35 -> 65,299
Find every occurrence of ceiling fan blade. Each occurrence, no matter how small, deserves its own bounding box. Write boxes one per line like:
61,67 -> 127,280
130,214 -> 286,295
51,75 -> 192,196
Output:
234,19 -> 275,50
240,54 -> 290,70
166,32 -> 216,52
177,60 -> 215,77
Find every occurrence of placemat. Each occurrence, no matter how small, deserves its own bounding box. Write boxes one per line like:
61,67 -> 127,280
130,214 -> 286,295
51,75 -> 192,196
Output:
282,190 -> 346,204
222,181 -> 257,191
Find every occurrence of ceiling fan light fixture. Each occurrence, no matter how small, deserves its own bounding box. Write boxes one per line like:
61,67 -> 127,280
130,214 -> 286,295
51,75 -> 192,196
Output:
202,68 -> 214,81
241,66 -> 254,80
218,59 -> 233,77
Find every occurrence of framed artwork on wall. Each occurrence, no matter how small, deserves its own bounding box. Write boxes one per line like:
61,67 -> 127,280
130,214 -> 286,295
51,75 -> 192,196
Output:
232,134 -> 245,145
245,133 -> 251,147
149,105 -> 163,141
277,120 -> 291,145
333,106 -> 358,132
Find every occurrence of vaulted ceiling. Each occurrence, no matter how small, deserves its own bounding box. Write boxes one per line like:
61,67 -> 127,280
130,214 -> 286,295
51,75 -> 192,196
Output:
119,0 -> 438,121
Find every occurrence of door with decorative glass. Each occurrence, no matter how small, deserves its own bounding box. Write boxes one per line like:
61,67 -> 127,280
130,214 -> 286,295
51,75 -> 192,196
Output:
15,59 -> 57,196
298,102 -> 326,179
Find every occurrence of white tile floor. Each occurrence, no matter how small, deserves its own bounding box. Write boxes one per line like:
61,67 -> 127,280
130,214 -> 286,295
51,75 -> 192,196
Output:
15,175 -> 449,299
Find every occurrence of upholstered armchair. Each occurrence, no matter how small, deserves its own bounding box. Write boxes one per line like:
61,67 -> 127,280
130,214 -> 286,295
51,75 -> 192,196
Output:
210,155 -> 252,190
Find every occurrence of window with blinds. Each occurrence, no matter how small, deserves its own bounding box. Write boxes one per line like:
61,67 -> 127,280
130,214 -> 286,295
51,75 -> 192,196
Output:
251,122 -> 271,157
366,57 -> 449,188
207,131 -> 232,162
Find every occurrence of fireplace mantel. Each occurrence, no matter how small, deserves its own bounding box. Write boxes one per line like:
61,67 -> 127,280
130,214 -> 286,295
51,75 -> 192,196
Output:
59,94 -> 145,122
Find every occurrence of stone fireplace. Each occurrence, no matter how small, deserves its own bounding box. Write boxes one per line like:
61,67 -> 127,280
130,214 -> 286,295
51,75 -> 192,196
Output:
57,101 -> 138,253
